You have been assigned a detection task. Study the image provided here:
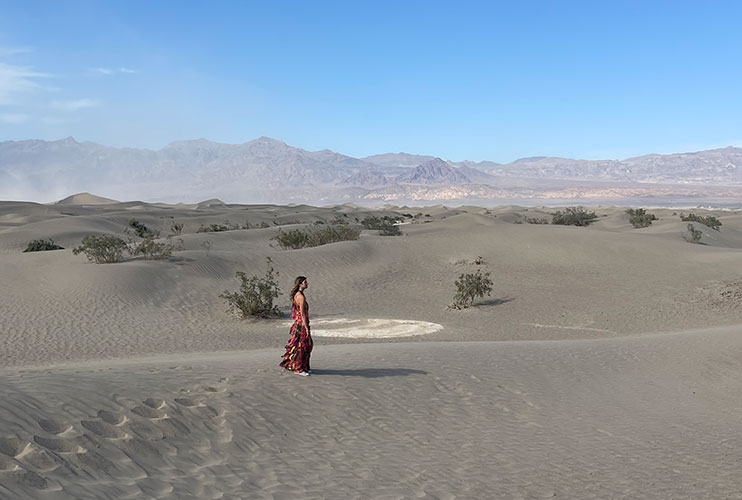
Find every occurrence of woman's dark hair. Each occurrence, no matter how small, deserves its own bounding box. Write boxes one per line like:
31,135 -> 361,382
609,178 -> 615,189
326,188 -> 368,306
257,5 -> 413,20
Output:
290,276 -> 307,303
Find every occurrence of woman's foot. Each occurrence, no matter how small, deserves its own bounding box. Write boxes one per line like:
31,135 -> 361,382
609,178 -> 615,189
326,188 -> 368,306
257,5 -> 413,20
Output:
295,371 -> 310,377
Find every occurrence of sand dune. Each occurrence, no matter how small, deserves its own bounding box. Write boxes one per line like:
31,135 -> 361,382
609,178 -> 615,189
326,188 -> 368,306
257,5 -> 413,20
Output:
1,198 -> 741,497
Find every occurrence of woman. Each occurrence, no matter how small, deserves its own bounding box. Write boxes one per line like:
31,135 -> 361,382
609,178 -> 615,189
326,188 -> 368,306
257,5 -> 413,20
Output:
280,276 -> 313,376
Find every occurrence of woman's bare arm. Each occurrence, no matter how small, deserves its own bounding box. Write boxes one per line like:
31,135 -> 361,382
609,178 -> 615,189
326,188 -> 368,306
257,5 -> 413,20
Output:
296,293 -> 309,329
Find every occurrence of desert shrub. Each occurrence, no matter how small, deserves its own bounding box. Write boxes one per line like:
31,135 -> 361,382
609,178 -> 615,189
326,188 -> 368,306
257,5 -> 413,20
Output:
362,216 -> 402,236
525,216 -> 550,224
682,223 -> 703,243
452,269 -> 493,309
220,258 -> 282,319
73,235 -> 128,263
550,206 -> 598,226
170,221 -> 184,236
272,225 -> 361,249
196,220 -> 240,233
24,239 -> 64,252
201,240 -> 212,255
330,215 -> 349,225
680,212 -> 721,231
272,229 -> 311,249
128,219 -> 157,238
131,237 -> 175,260
626,208 -> 657,228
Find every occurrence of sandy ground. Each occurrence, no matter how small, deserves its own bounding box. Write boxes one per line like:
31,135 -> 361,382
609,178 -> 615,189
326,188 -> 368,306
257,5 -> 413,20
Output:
1,196 -> 741,498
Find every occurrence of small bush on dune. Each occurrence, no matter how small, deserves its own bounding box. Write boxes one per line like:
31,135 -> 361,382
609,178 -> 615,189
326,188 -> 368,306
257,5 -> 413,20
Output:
170,221 -> 184,236
197,220 -> 240,233
128,219 -> 158,238
361,215 -> 402,236
220,258 -> 282,319
550,206 -> 598,226
683,223 -> 703,244
680,212 -> 721,231
73,235 -> 128,263
525,216 -> 550,224
626,208 -> 657,228
452,269 -> 493,309
273,225 -> 361,249
24,239 -> 64,252
131,237 -> 177,260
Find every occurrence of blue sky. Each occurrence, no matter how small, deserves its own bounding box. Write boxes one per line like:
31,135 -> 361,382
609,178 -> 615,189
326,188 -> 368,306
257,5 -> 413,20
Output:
1,1 -> 741,162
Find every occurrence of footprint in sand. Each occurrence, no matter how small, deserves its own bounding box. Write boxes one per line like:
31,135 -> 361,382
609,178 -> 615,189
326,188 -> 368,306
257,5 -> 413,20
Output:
0,455 -> 20,471
97,409 -> 127,425
33,436 -> 83,454
0,437 -> 30,458
38,418 -> 73,435
174,397 -> 198,407
131,405 -> 166,419
81,420 -> 128,439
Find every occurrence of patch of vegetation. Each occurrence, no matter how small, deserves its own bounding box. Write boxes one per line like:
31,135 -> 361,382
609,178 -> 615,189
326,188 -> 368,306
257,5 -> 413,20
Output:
682,223 -> 703,244
220,258 -> 282,319
626,208 -> 657,228
272,225 -> 361,249
128,219 -> 158,238
525,216 -> 550,224
680,212 -> 721,231
452,269 -> 493,309
361,216 -> 402,236
550,206 -> 598,226
23,239 -> 64,252
196,220 -> 240,233
73,235 -> 128,263
170,221 -> 184,236
131,237 -> 180,260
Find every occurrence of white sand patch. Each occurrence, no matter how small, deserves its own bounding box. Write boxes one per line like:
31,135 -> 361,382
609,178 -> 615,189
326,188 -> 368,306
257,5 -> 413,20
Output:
285,318 -> 443,338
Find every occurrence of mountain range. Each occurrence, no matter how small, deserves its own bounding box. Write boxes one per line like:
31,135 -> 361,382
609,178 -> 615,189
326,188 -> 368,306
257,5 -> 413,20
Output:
1,136 -> 741,205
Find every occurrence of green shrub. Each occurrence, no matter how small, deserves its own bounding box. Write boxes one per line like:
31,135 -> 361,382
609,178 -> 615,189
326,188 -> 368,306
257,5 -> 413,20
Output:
452,269 -> 493,309
680,212 -> 721,231
272,225 -> 361,249
551,206 -> 598,226
626,208 -> 657,228
196,220 -> 240,233
73,235 -> 128,263
128,219 -> 157,238
525,216 -> 550,224
24,239 -> 64,252
682,223 -> 703,243
131,237 -> 175,260
220,258 -> 282,319
361,215 -> 402,236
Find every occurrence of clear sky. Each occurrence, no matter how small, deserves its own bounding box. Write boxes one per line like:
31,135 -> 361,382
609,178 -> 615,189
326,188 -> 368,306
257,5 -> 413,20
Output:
1,1 -> 741,162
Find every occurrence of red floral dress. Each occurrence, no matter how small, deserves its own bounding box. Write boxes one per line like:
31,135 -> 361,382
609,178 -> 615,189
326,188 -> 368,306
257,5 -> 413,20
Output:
279,295 -> 313,373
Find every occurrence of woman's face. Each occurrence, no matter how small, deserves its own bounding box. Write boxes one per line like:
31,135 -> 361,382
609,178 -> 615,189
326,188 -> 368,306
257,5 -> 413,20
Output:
300,279 -> 308,291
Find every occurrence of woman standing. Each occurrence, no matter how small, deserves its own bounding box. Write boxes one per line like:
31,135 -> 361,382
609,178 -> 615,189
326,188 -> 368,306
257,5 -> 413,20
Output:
280,276 -> 313,376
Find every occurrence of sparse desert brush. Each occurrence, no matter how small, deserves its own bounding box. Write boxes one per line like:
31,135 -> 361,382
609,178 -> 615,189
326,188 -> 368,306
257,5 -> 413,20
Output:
626,208 -> 657,228
128,219 -> 158,238
196,220 -> 239,233
170,221 -> 184,236
220,258 -> 282,319
361,215 -> 402,236
272,225 -> 361,249
550,206 -> 598,226
525,216 -> 550,224
680,212 -> 721,231
451,269 -> 493,309
682,223 -> 703,243
72,235 -> 128,263
131,237 -> 177,260
330,215 -> 349,225
23,239 -> 64,252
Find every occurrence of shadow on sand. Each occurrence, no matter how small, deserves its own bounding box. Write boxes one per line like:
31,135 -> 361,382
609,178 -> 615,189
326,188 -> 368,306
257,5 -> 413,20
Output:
311,368 -> 427,378
476,297 -> 514,307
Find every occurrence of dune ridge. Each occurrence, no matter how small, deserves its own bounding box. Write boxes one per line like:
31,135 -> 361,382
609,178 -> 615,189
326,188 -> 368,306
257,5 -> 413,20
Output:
2,198 -> 742,497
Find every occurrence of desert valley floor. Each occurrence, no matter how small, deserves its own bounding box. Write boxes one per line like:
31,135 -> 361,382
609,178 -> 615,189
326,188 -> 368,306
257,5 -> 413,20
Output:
1,194 -> 741,499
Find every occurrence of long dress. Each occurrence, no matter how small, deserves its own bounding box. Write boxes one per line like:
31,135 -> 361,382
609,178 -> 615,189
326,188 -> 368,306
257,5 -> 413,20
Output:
279,295 -> 313,373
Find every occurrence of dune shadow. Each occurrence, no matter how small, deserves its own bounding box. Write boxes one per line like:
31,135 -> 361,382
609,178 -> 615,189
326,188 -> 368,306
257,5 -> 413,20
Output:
311,368 -> 427,378
476,297 -> 514,307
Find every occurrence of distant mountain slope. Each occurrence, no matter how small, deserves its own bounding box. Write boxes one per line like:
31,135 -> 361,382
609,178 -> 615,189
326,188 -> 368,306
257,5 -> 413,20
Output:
2,136 -> 742,204
55,192 -> 120,205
